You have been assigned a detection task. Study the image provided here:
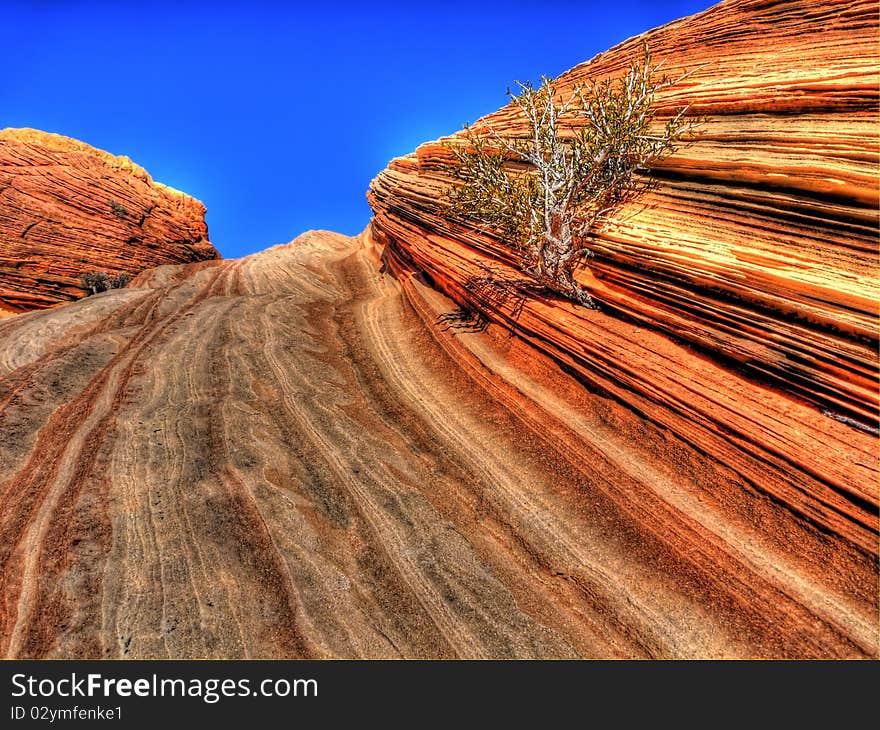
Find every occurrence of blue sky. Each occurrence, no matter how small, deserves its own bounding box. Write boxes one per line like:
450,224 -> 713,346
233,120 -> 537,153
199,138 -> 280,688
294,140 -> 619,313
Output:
3,1 -> 716,258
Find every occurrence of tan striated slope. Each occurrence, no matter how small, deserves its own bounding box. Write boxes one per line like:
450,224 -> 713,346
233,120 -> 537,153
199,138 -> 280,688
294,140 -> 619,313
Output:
0,230 -> 876,659
0,128 -> 219,315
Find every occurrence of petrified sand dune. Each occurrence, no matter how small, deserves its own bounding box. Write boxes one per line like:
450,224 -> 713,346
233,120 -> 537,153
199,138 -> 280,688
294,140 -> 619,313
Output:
0,128 -> 219,316
0,230 -> 876,659
368,0 -> 878,566
0,0 -> 876,660
368,0 -> 879,430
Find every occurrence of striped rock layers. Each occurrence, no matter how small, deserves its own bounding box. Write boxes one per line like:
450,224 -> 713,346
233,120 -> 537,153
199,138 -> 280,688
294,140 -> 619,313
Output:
0,230 -> 875,658
0,128 -> 218,315
368,0 -> 878,597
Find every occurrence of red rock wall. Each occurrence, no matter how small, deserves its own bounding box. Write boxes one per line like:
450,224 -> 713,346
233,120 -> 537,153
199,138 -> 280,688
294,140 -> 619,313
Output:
368,0 -> 879,555
0,128 -> 219,315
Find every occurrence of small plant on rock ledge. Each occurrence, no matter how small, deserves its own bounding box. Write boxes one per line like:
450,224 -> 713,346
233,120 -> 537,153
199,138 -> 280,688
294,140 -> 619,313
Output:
109,200 -> 129,219
80,271 -> 109,295
444,46 -> 701,308
109,272 -> 132,289
80,271 -> 132,295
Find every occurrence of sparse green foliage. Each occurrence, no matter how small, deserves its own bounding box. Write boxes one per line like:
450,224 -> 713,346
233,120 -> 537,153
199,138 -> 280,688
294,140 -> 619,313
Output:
81,271 -> 109,295
108,273 -> 132,289
109,200 -> 129,219
80,270 -> 132,295
446,46 -> 699,307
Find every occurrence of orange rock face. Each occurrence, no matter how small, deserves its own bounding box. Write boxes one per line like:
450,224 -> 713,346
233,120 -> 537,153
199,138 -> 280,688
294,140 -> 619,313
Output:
0,128 -> 219,315
368,0 -> 879,556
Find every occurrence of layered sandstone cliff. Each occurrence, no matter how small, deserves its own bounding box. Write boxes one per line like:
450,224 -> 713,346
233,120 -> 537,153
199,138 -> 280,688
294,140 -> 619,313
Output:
0,128 -> 219,315
368,0 -> 878,555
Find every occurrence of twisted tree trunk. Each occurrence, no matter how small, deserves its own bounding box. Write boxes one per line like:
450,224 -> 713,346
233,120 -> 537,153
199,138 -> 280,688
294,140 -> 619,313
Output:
530,214 -> 597,308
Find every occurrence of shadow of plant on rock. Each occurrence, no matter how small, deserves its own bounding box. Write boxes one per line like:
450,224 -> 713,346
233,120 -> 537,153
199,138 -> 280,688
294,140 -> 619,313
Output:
436,307 -> 488,333
461,262 -> 550,323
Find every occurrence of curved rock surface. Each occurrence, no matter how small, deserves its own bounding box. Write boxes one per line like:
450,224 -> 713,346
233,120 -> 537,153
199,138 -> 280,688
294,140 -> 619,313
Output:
0,230 -> 875,659
368,0 -> 879,431
0,128 -> 219,316
0,0 -> 876,661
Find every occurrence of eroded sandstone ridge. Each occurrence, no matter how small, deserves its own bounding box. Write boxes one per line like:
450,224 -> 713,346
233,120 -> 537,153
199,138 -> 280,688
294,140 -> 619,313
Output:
0,128 -> 218,315
0,230 -> 875,658
370,0 -> 878,424
368,0 -> 878,558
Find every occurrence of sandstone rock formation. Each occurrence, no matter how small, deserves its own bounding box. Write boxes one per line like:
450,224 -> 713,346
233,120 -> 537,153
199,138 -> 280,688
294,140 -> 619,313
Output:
0,230 -> 875,658
369,0 -> 878,554
0,128 -> 219,316
369,0 -> 879,432
0,0 -> 876,660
